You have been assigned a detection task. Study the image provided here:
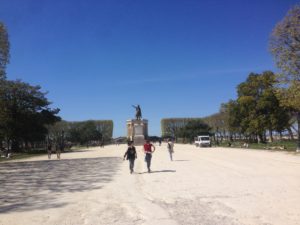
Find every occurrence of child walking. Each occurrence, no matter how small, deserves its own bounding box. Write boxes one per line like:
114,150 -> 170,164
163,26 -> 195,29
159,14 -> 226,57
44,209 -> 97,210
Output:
123,141 -> 137,174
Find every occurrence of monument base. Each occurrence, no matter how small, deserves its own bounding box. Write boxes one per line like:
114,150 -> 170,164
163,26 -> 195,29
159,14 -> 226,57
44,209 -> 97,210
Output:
133,135 -> 145,146
127,119 -> 148,146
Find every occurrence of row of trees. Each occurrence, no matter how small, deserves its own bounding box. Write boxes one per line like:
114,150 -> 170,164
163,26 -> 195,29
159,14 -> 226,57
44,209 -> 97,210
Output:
1,22 -> 114,154
203,5 -> 300,150
161,5 -> 300,150
203,71 -> 295,143
48,120 -> 113,146
161,118 -> 196,138
161,118 -> 212,143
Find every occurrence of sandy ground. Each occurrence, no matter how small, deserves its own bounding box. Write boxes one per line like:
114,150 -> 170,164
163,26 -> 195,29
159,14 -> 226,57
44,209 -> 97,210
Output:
0,144 -> 300,225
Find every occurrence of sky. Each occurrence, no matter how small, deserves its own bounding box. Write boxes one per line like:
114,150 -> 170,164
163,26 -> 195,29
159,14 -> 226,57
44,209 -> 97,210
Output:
0,0 -> 298,137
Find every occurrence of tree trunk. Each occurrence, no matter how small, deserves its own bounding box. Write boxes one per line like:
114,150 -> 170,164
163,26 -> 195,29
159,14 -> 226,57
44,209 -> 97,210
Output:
25,140 -> 29,151
287,127 -> 294,140
0,139 -> 3,150
5,139 -> 10,158
258,133 -> 264,143
297,112 -> 300,151
269,129 -> 273,142
279,131 -> 283,140
11,139 -> 21,152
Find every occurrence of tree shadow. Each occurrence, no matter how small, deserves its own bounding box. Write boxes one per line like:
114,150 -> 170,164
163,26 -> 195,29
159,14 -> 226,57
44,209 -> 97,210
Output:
0,157 -> 122,213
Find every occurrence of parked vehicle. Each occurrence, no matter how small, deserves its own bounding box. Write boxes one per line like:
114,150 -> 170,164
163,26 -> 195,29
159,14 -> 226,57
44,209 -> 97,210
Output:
195,135 -> 211,147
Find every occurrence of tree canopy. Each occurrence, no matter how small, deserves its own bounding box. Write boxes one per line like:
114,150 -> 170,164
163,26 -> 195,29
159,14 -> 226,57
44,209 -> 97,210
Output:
270,4 -> 300,150
270,5 -> 300,82
178,119 -> 211,143
0,22 -> 10,79
48,120 -> 114,146
0,80 -> 60,151
235,71 -> 290,142
203,71 -> 292,144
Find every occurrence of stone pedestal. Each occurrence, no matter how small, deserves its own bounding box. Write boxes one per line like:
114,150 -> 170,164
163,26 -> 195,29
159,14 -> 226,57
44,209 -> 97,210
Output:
127,119 -> 148,145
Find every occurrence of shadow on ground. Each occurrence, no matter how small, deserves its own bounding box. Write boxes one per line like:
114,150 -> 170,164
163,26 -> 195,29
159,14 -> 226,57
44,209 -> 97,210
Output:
173,160 -> 190,162
0,157 -> 122,213
138,170 -> 176,174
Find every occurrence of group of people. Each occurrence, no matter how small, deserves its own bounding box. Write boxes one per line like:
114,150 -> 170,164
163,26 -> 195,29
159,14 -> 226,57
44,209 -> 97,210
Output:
123,139 -> 174,174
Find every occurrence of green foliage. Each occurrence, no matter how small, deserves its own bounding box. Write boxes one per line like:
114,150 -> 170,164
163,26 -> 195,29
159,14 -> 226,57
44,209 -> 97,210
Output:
235,71 -> 290,141
0,22 -> 9,79
270,5 -> 300,82
48,120 -> 113,146
0,80 -> 61,151
204,71 -> 292,144
270,4 -> 300,149
178,119 -> 211,142
220,140 -> 297,151
161,118 -> 202,138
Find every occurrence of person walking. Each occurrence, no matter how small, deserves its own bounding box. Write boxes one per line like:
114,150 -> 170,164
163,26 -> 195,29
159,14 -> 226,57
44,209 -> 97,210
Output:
123,141 -> 137,174
167,139 -> 174,161
143,140 -> 155,173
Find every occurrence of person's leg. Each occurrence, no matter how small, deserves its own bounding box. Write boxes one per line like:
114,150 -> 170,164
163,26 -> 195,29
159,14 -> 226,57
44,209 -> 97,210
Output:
145,154 -> 149,171
129,159 -> 134,173
131,159 -> 135,172
169,151 -> 173,161
146,154 -> 152,172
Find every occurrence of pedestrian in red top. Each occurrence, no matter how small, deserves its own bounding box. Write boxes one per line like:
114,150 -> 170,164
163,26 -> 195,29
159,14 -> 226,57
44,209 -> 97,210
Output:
143,139 -> 155,173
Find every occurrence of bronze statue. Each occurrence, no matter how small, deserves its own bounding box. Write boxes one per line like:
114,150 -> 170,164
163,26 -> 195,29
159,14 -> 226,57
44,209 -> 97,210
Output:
132,104 -> 142,120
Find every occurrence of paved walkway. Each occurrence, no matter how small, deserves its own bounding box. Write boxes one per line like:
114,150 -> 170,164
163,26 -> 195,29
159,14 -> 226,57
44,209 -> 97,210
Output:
0,144 -> 299,225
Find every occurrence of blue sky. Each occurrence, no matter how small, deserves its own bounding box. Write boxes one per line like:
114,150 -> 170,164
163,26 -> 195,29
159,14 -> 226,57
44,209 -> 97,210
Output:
0,0 -> 298,137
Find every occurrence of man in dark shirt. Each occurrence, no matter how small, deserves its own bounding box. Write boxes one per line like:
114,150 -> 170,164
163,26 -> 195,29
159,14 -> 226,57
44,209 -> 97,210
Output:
143,140 -> 155,173
124,141 -> 137,174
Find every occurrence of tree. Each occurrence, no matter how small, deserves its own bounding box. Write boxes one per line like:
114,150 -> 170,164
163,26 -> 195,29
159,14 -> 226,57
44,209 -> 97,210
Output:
178,119 -> 211,143
95,120 -> 113,143
58,120 -> 113,146
161,118 -> 191,139
161,118 -> 205,140
0,22 -> 10,79
203,111 -> 226,143
222,100 -> 242,140
235,72 -> 290,143
0,80 -> 60,153
270,5 -> 300,150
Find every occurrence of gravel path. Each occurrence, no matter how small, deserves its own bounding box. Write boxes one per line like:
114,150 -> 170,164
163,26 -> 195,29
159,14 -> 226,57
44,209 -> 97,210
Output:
0,144 -> 299,225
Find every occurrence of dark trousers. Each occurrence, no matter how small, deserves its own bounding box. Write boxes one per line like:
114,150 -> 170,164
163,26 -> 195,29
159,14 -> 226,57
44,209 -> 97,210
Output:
145,153 -> 152,171
169,151 -> 173,161
129,158 -> 135,172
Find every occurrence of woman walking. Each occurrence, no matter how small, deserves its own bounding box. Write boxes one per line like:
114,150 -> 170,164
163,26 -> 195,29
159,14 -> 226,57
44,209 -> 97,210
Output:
143,140 -> 155,173
167,139 -> 174,161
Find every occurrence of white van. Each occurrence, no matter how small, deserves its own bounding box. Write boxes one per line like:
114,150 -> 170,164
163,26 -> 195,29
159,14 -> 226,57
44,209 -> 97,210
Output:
195,135 -> 211,147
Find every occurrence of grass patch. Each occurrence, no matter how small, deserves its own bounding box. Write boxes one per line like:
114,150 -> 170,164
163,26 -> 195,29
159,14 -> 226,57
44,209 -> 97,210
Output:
0,149 -> 47,162
216,140 -> 297,151
0,145 -> 96,162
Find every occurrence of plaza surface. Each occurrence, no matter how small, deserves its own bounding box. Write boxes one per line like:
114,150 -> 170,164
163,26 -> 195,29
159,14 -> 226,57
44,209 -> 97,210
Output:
0,144 -> 299,225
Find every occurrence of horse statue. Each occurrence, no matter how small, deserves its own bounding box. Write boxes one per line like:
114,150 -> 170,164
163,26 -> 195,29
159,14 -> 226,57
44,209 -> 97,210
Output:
132,105 -> 142,120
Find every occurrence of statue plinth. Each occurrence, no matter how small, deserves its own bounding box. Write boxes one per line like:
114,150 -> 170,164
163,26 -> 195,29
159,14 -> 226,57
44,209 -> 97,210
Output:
127,119 -> 148,145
